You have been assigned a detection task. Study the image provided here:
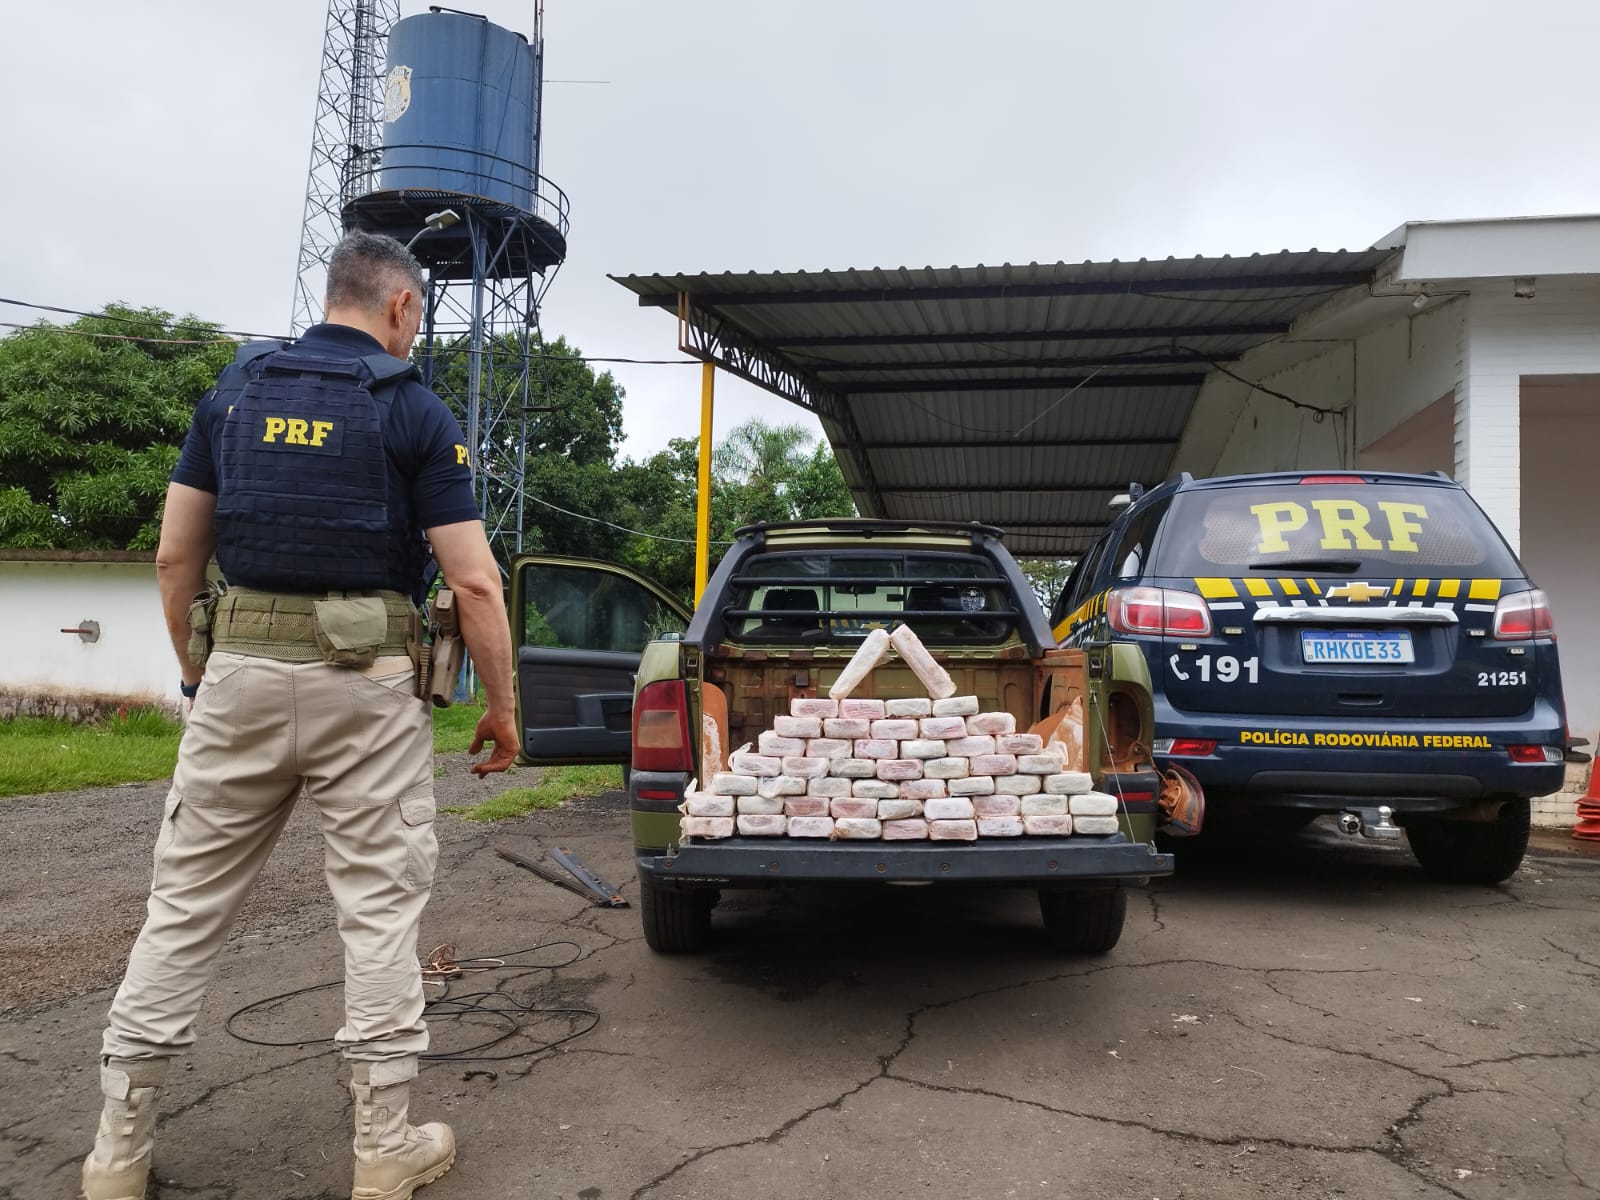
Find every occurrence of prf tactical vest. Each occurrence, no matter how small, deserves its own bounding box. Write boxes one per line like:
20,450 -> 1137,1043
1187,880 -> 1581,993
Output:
213,341 -> 427,595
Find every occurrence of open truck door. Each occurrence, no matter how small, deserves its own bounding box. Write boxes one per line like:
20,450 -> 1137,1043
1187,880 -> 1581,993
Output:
509,555 -> 692,766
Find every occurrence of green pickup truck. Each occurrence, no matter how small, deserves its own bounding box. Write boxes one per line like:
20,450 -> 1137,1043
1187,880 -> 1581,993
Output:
512,520 -> 1181,955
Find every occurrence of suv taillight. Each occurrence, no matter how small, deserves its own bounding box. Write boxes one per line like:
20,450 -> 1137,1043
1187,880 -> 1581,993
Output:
1492,589 -> 1555,641
632,680 -> 693,772
1108,587 -> 1213,637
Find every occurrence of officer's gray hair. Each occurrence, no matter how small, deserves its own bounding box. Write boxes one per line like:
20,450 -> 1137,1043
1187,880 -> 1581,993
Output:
325,230 -> 427,313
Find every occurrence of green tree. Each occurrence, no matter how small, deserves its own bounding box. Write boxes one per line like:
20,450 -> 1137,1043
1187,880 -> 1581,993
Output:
1021,559 -> 1077,610
612,418 -> 857,599
0,307 -> 234,549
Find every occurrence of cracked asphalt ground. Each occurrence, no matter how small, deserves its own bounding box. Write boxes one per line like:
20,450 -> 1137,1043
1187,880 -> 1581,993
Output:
3,761 -> 1598,1200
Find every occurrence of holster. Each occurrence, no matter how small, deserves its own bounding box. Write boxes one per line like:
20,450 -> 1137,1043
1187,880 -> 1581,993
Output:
423,588 -> 464,709
185,580 -> 229,668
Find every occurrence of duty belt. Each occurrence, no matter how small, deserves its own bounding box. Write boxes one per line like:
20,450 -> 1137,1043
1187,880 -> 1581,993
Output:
211,587 -> 415,662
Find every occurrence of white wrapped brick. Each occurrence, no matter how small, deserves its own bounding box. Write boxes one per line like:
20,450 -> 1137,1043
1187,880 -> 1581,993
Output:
967,711 -> 1017,735
831,797 -> 880,819
970,753 -> 1019,777
786,816 -> 834,838
947,735 -> 996,757
828,628 -> 891,701
899,739 -> 948,760
806,737 -> 853,759
924,796 -> 976,821
889,624 -> 957,700
685,795 -> 735,817
929,818 -> 978,841
1018,753 -> 1059,776
996,774 -> 1042,796
885,697 -> 932,718
830,758 -> 878,778
1070,793 -> 1120,817
728,752 -> 781,777
882,818 -> 929,840
832,817 -> 882,839
931,695 -> 980,717
997,733 -> 1045,754
782,756 -> 831,779
805,777 -> 852,800
899,778 -> 947,801
1043,772 -> 1095,795
948,775 -> 996,796
923,756 -> 971,780
757,731 -> 806,757
853,738 -> 898,759
784,795 -> 831,817
822,717 -> 871,739
1023,814 -> 1072,836
851,779 -> 901,800
1019,794 -> 1068,817
977,815 -> 1024,838
972,794 -> 1021,818
737,813 -> 787,836
870,718 -> 920,740
876,798 -> 923,821
738,794 -> 785,814
919,715 -> 969,739
756,775 -> 806,798
682,816 -> 734,839
710,773 -> 757,796
876,758 -> 924,782
773,715 -> 822,739
791,698 -> 838,719
1073,815 -> 1121,835
840,697 -> 887,720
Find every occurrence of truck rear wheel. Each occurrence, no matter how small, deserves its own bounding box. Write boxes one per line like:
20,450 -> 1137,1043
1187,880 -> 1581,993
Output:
1038,886 -> 1127,955
1405,798 -> 1529,885
639,874 -> 713,953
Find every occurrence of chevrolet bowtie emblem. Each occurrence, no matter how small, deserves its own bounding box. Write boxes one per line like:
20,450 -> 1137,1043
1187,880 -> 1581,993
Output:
1326,582 -> 1390,603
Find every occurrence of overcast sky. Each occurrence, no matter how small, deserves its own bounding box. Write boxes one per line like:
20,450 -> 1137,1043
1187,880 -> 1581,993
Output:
4,0 -> 1598,459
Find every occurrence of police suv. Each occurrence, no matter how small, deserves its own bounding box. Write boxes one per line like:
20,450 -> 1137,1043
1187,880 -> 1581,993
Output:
1053,471 -> 1566,884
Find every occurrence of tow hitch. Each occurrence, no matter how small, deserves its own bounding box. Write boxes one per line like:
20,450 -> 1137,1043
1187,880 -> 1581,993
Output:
1336,806 -> 1402,841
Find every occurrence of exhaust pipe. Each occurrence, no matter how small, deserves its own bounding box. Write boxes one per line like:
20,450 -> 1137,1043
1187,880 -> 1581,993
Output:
1337,806 -> 1402,841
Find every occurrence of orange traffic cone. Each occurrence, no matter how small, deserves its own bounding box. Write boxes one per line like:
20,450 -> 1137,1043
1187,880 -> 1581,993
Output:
1574,750 -> 1600,842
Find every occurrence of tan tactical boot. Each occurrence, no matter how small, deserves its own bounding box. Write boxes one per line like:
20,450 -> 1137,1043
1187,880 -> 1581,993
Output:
349,1061 -> 456,1200
81,1058 -> 168,1200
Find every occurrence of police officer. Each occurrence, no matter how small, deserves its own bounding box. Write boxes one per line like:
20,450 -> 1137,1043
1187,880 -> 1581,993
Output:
81,231 -> 519,1200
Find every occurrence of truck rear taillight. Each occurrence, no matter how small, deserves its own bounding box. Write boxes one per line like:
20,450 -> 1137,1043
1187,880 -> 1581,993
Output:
1152,738 -> 1218,757
1298,474 -> 1365,485
1506,744 -> 1563,764
632,680 -> 693,773
1108,587 -> 1213,638
1492,590 -> 1555,641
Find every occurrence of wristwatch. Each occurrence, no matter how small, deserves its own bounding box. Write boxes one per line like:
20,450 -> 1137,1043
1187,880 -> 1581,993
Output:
180,680 -> 200,699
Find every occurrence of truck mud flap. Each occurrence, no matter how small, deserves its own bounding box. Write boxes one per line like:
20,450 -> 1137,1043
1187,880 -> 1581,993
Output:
644,835 -> 1173,886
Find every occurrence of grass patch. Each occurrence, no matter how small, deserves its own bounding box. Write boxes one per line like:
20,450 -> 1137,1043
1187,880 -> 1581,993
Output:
0,709 -> 184,798
446,764 -> 624,822
432,704 -> 484,754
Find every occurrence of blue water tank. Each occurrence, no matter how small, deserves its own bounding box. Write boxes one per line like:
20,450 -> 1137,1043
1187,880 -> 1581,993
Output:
380,11 -> 539,211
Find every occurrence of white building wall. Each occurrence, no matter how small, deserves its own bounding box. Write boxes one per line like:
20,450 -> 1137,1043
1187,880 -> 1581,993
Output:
0,561 -> 182,712
1201,300 -> 1464,477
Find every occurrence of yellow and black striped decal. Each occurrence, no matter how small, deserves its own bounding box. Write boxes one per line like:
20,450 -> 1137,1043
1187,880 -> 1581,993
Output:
1194,577 -> 1504,606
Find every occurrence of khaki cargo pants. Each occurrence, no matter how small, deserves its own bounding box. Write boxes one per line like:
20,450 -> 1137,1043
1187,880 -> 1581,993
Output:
101,651 -> 437,1066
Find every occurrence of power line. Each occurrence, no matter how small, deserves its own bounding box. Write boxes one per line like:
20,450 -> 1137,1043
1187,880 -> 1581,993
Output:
0,322 -> 233,347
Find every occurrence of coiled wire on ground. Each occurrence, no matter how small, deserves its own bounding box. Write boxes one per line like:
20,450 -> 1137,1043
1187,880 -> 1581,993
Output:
224,940 -> 599,1062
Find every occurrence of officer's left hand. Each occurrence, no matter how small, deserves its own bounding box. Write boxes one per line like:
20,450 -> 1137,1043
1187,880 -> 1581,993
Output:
469,709 -> 520,777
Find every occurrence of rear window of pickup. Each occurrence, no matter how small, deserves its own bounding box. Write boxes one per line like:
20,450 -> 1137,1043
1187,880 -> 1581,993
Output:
722,551 -> 1021,645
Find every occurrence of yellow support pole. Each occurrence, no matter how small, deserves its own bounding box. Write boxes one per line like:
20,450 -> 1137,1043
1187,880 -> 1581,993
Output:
694,362 -> 715,603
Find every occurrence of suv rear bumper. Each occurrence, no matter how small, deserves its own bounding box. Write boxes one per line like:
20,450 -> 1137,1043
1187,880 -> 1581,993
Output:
1153,700 -> 1566,804
638,835 -> 1172,889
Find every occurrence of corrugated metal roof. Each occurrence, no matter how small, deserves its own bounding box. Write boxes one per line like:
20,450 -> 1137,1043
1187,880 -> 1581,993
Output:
612,249 -> 1398,557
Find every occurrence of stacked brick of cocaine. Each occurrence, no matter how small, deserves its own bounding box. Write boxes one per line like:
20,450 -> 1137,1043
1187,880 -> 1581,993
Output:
681,693 -> 1119,842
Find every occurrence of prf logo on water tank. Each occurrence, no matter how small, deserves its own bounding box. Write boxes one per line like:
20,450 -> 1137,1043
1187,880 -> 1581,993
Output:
384,66 -> 412,122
